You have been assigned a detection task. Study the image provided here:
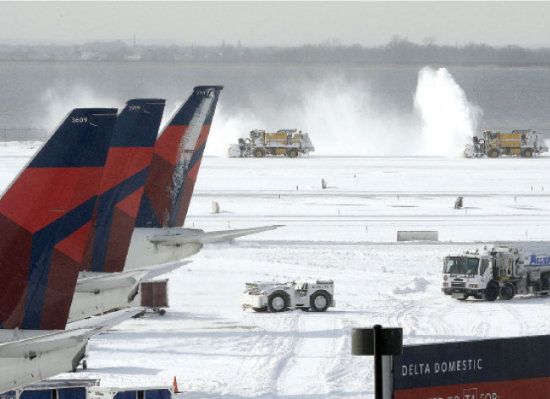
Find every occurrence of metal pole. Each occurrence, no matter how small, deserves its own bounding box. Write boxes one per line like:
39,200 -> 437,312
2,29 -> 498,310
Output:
373,324 -> 382,399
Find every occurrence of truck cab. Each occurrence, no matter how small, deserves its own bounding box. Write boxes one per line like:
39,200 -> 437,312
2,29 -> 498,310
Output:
442,252 -> 492,300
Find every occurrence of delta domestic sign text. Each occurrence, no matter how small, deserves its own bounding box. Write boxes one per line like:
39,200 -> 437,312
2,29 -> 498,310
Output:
393,335 -> 550,399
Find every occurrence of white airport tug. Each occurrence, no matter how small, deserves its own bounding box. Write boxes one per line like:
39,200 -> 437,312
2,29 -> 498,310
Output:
241,279 -> 335,312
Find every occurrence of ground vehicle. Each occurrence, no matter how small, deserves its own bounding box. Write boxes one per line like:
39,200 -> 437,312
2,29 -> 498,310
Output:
464,129 -> 548,158
228,129 -> 315,158
241,279 -> 334,312
442,244 -> 550,301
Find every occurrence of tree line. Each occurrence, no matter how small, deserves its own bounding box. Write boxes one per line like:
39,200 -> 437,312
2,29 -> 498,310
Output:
1,39 -> 549,66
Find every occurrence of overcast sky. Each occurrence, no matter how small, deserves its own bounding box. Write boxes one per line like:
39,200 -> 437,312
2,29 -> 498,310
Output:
1,1 -> 550,48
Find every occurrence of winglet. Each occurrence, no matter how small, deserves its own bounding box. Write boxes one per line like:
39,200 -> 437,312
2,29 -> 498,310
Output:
136,86 -> 223,228
0,108 -> 117,329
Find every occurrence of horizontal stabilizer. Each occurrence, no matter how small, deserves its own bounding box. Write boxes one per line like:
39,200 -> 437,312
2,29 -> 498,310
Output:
149,225 -> 282,246
0,328 -> 93,358
66,307 -> 145,333
76,261 -> 189,292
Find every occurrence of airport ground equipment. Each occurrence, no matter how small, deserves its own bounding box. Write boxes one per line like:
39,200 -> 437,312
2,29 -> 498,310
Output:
442,244 -> 550,301
139,279 -> 169,315
464,129 -> 548,158
228,129 -> 315,158
241,279 -> 334,312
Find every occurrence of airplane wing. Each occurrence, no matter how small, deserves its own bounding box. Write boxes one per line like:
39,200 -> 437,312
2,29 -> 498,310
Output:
149,225 -> 282,246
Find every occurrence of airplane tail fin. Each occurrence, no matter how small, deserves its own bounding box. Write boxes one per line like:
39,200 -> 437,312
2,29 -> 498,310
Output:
83,99 -> 166,273
0,108 -> 117,329
136,86 -> 223,228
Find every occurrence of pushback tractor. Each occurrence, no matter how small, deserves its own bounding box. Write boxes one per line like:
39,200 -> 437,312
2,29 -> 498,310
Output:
241,279 -> 335,312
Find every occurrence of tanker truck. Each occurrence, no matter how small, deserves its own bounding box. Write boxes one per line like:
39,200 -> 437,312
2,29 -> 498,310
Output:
442,244 -> 550,301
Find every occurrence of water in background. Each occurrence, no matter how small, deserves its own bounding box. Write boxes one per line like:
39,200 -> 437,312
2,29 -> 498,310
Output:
1,61 -> 549,156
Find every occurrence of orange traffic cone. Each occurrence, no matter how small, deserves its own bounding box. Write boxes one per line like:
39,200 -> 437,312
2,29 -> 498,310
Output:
173,376 -> 179,393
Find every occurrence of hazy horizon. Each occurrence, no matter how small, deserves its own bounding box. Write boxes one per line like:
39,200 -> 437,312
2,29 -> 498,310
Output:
1,2 -> 550,49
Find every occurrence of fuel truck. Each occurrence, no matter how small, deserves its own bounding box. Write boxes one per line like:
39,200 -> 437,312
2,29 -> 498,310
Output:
464,129 -> 548,158
442,244 -> 550,301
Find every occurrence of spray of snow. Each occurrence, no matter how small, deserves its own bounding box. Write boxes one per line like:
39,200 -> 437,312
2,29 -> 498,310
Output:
296,77 -> 422,156
38,83 -> 118,133
414,67 -> 482,156
208,77 -> 422,157
208,68 -> 481,157
36,68 -> 481,158
206,103 -> 263,156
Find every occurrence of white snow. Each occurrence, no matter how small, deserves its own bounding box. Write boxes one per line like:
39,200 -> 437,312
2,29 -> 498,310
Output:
3,141 -> 550,398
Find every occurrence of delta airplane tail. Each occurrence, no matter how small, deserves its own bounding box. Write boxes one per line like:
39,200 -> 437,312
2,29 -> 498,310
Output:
0,108 -> 117,330
136,86 -> 223,228
83,99 -> 165,273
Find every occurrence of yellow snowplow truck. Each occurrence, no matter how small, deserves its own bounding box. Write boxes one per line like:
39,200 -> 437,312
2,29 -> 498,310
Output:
228,129 -> 315,158
464,129 -> 548,158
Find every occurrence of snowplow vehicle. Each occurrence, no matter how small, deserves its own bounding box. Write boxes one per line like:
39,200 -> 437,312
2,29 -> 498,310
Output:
241,279 -> 334,312
442,244 -> 550,301
464,129 -> 548,158
228,129 -> 314,158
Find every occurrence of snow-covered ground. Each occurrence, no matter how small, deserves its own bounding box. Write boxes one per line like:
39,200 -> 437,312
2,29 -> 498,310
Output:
3,143 -> 550,398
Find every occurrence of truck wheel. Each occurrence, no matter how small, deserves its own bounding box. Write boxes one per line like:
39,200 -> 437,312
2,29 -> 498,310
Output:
485,281 -> 499,301
288,149 -> 299,158
522,148 -> 533,158
253,148 -> 265,158
499,282 -> 515,300
252,306 -> 268,312
268,291 -> 289,312
487,148 -> 499,158
310,291 -> 330,312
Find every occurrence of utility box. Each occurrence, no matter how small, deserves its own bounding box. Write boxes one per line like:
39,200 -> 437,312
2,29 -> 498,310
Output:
140,280 -> 169,309
397,231 -> 438,242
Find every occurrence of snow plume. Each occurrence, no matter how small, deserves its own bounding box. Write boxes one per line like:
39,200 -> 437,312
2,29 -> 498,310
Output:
38,83 -> 118,133
209,77 -> 422,157
205,67 -> 482,157
295,77 -> 421,155
414,67 -> 482,156
207,103 -> 263,156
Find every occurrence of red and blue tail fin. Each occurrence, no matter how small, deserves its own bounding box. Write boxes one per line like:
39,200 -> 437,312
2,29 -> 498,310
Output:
83,99 -> 166,273
136,86 -> 223,228
0,108 -> 117,330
